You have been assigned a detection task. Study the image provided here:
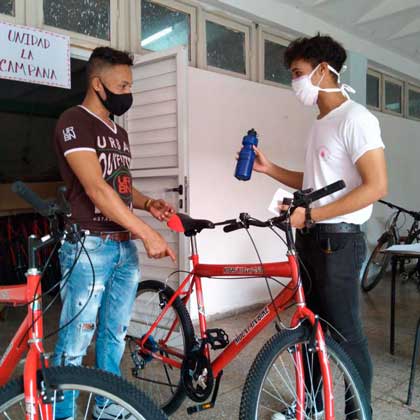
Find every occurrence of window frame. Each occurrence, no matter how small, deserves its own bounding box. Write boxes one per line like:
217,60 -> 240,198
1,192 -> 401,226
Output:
406,83 -> 420,122
201,11 -> 250,80
28,0 -> 118,49
366,68 -> 382,112
382,74 -> 404,117
137,0 -> 197,66
0,0 -> 24,23
258,29 -> 291,88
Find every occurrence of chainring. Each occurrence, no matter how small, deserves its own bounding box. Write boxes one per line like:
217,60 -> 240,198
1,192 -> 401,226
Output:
181,352 -> 214,402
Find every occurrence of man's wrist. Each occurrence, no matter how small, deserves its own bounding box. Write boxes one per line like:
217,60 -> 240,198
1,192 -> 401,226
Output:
311,207 -> 322,222
144,198 -> 154,212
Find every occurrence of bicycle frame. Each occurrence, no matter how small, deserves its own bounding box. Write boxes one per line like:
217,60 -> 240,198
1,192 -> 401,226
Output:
139,235 -> 335,420
0,235 -> 56,420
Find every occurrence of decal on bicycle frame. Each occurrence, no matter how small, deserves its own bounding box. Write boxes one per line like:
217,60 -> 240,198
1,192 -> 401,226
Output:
223,266 -> 264,275
234,307 -> 270,345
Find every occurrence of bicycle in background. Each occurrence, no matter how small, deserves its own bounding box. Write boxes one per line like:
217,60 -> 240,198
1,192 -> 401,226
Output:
121,181 -> 371,420
0,182 -> 167,420
361,199 -> 420,292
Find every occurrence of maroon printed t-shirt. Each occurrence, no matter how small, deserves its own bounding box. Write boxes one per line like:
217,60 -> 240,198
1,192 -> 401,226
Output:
54,105 -> 132,232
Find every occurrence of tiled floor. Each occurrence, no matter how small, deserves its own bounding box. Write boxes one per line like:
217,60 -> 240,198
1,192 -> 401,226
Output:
1,273 -> 420,419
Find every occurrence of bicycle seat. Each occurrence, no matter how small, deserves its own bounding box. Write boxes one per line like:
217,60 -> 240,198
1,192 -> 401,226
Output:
167,213 -> 215,236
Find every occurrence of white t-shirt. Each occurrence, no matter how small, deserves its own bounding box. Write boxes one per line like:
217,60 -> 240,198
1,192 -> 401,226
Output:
303,99 -> 385,225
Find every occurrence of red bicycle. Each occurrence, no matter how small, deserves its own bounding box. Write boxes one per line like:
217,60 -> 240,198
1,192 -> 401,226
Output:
122,181 -> 370,420
0,182 -> 167,420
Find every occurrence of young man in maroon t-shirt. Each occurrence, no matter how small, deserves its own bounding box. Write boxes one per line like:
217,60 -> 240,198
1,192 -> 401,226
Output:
52,47 -> 175,420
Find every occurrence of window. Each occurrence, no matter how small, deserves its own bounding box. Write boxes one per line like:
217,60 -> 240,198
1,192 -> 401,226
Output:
384,76 -> 403,115
204,14 -> 249,77
140,0 -> 195,63
0,0 -> 14,16
43,0 -> 111,40
260,32 -> 290,87
408,85 -> 420,121
366,70 -> 381,110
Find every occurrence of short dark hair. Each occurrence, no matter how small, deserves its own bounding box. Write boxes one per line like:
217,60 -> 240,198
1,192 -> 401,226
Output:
86,47 -> 133,81
284,34 -> 347,76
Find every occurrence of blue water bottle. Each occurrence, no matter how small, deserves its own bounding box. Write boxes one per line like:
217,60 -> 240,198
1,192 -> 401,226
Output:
235,129 -> 259,181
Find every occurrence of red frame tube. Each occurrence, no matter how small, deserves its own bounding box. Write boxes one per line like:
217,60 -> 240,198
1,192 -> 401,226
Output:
0,272 -> 52,419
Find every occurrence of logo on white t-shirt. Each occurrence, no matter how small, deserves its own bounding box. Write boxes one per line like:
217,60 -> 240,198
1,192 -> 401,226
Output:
318,146 -> 331,160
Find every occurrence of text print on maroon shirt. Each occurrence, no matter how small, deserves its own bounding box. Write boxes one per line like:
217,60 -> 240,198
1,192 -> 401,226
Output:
54,106 -> 133,232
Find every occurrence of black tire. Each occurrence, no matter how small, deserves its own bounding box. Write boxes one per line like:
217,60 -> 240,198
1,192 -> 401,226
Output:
121,280 -> 195,415
361,237 -> 394,292
0,366 -> 167,419
239,327 -> 371,420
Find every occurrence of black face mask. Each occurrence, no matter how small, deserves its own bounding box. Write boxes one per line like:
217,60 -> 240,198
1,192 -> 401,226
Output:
95,81 -> 133,116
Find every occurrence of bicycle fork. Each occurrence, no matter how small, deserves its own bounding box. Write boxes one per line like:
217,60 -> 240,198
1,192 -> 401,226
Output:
291,308 -> 335,420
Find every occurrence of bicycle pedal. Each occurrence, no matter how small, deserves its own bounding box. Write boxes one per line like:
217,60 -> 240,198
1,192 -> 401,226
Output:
205,328 -> 229,350
187,402 -> 214,415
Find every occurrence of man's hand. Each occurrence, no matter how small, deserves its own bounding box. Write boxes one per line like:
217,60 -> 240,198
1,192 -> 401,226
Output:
149,199 -> 175,222
252,146 -> 272,174
139,226 -> 176,262
290,207 -> 306,229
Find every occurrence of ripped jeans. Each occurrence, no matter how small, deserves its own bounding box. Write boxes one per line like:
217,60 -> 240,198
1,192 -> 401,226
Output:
51,235 -> 140,416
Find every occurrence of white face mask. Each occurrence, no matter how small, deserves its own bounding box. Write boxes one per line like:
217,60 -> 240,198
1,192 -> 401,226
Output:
292,64 -> 356,106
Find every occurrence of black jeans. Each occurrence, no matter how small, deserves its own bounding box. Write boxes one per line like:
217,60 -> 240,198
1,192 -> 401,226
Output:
296,228 -> 373,407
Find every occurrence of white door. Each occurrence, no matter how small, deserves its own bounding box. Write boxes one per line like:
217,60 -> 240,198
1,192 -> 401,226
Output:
123,47 -> 189,290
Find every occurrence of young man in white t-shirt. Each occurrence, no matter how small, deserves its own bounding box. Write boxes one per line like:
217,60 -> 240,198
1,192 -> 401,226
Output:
255,35 -> 387,419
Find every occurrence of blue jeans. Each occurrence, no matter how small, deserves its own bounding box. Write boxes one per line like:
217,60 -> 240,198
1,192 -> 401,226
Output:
52,236 -> 140,417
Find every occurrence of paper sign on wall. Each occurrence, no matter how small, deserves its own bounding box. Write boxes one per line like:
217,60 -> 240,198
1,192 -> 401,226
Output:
0,21 -> 71,89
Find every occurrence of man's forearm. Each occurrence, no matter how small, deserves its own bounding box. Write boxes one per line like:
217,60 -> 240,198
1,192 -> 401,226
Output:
86,183 -> 151,238
311,183 -> 387,222
266,163 -> 304,190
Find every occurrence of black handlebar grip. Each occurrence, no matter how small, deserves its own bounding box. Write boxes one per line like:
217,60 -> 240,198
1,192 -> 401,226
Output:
223,222 -> 243,233
306,180 -> 345,204
57,185 -> 72,215
12,181 -> 51,216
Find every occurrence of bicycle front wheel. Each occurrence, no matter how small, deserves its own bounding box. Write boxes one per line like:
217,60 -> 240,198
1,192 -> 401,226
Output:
120,280 -> 195,415
239,327 -> 371,420
0,366 -> 167,419
361,237 -> 394,292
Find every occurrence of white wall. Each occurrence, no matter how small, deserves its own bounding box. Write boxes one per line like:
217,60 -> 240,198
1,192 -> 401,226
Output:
365,112 -> 420,247
188,67 -> 315,317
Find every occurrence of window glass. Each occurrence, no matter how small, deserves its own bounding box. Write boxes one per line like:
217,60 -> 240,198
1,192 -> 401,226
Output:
0,0 -> 14,16
43,0 -> 110,40
384,80 -> 402,114
366,73 -> 380,108
264,39 -> 291,86
206,20 -> 246,74
141,0 -> 191,60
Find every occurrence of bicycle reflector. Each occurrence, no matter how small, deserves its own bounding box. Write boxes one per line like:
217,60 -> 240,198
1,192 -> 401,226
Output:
167,214 -> 185,233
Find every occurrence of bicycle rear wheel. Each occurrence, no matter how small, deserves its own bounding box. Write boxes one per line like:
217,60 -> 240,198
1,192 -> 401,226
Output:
120,280 -> 195,415
239,326 -> 371,420
361,237 -> 394,292
0,366 -> 167,419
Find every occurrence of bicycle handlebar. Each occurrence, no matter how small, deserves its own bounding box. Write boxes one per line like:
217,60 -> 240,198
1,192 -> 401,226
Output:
12,181 -> 71,218
223,180 -> 346,233
378,199 -> 420,220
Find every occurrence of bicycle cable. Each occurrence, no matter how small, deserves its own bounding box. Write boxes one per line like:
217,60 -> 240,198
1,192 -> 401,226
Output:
18,236 -> 86,347
44,236 -> 96,340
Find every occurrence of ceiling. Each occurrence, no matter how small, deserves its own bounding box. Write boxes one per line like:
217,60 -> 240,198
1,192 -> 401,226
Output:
276,0 -> 420,65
